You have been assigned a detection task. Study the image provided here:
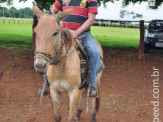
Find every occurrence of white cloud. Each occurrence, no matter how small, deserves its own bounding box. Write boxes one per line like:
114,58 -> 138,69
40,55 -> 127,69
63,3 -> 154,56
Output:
96,2 -> 163,20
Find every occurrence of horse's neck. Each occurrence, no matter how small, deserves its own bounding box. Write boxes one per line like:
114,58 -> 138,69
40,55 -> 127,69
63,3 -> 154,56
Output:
47,39 -> 80,82
53,39 -> 77,70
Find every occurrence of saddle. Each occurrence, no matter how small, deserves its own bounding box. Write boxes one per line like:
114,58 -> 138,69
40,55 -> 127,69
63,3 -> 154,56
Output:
75,35 -> 104,89
61,29 -> 103,89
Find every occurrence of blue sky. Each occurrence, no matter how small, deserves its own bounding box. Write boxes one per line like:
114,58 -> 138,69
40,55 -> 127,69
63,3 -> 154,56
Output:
2,0 -> 163,20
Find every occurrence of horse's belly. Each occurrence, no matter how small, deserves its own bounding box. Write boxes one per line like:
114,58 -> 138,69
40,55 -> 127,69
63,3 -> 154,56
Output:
51,80 -> 71,92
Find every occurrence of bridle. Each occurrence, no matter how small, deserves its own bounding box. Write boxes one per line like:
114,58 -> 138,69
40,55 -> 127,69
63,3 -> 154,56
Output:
34,14 -> 72,65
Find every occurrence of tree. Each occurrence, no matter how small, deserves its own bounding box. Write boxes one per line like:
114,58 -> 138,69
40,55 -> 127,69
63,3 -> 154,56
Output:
120,10 -> 143,19
132,13 -> 143,19
0,7 -> 10,17
120,10 -> 130,18
0,7 -> 33,18
1,0 -> 163,9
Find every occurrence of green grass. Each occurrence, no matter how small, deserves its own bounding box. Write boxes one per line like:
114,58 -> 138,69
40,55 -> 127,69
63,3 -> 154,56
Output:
0,18 -> 140,49
0,18 -> 33,50
91,26 -> 139,48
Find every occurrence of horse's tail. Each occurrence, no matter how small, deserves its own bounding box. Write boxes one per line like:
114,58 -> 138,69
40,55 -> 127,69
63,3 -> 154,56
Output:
96,88 -> 100,112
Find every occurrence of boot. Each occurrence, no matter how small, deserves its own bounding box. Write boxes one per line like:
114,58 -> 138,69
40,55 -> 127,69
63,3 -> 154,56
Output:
89,85 -> 97,97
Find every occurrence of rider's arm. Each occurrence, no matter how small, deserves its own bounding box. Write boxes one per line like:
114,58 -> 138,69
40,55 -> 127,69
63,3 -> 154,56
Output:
70,13 -> 96,38
70,0 -> 98,38
51,6 -> 59,14
51,0 -> 62,14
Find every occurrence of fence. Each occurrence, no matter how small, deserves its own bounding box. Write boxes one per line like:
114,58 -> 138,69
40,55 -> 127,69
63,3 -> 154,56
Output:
0,17 -> 33,24
94,19 -> 150,28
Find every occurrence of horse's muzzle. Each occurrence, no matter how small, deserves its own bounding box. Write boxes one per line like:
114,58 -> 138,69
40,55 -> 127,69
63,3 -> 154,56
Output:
34,58 -> 48,74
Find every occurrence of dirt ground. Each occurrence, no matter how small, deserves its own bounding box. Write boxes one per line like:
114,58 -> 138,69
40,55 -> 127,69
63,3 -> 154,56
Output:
0,47 -> 162,122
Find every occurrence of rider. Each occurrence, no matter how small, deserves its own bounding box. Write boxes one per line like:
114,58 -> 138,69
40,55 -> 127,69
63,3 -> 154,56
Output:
39,0 -> 100,96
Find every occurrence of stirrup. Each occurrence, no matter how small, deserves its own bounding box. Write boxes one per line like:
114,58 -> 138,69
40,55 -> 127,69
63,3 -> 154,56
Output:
89,85 -> 98,97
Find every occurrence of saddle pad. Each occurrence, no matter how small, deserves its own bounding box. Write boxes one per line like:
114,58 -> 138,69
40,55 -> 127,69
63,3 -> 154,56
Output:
75,39 -> 89,89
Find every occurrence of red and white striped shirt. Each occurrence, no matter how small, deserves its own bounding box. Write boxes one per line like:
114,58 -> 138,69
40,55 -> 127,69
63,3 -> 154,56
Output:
53,0 -> 98,30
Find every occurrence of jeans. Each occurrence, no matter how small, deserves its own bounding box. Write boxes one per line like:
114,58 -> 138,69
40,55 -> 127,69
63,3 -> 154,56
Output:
79,30 -> 100,85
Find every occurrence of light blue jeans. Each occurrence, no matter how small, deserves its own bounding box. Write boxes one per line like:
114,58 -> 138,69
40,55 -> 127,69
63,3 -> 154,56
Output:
79,30 -> 100,85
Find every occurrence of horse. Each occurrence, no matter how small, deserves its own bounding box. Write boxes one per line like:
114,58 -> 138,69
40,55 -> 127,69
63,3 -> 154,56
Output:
33,3 -> 104,122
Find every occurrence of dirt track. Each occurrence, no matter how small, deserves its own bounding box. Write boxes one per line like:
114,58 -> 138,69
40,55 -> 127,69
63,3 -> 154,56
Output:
0,47 -> 162,122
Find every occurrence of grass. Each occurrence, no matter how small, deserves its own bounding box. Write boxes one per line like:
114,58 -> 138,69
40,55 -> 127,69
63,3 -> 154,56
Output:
0,18 -> 33,50
91,26 -> 139,48
0,18 -> 140,50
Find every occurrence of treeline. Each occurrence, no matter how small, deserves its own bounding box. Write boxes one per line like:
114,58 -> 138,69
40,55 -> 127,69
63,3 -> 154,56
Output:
0,7 -> 33,18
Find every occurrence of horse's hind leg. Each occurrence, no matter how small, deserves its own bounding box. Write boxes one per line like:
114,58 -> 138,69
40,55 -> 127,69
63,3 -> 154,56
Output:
50,86 -> 61,122
76,90 -> 84,120
69,88 -> 80,122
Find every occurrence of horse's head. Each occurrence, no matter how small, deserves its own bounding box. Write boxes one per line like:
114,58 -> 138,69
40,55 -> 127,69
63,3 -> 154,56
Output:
33,3 -> 74,74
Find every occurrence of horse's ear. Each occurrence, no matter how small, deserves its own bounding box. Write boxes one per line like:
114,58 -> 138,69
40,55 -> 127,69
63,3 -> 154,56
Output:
57,7 -> 75,21
33,2 -> 43,19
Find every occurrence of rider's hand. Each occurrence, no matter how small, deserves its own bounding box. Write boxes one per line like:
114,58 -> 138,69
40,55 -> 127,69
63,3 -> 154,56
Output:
69,30 -> 80,39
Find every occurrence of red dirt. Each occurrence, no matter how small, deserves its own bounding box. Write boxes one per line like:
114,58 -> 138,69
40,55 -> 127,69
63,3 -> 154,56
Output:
0,47 -> 162,122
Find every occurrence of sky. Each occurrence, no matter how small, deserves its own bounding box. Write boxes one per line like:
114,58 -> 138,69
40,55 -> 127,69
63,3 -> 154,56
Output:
1,0 -> 163,21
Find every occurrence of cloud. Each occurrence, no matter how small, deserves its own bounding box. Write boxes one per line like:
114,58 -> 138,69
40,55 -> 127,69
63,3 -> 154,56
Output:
96,2 -> 163,20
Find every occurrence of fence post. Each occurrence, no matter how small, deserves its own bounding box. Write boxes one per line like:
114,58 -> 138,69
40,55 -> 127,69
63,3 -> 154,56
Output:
99,19 -> 100,26
3,17 -> 5,24
32,15 -> 38,51
126,21 -> 128,28
18,19 -> 20,24
138,20 -> 145,60
9,17 -> 11,24
108,20 -> 110,27
13,18 -> 15,24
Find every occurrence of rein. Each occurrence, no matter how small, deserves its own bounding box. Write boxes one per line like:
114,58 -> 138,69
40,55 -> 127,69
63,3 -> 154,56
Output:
53,14 -> 61,57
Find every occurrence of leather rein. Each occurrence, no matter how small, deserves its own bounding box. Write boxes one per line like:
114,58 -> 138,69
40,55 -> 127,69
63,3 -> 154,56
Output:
34,14 -> 73,65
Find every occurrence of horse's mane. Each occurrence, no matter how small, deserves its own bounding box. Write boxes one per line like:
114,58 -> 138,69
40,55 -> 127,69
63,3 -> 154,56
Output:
61,28 -> 73,45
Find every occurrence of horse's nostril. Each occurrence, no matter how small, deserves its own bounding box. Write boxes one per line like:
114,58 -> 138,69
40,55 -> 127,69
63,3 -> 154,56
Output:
35,62 -> 46,69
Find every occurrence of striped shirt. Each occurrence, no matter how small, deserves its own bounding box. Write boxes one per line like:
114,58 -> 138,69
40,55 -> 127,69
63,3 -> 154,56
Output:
53,0 -> 98,30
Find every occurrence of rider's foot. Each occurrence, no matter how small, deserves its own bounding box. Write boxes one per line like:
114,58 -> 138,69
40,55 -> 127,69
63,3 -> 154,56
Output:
38,82 -> 50,95
89,85 -> 97,97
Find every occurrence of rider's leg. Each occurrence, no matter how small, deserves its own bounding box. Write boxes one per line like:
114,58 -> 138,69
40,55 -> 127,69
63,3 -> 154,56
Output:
80,30 -> 100,96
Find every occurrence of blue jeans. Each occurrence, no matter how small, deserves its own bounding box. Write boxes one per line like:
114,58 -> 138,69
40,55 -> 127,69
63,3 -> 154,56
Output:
79,30 -> 100,85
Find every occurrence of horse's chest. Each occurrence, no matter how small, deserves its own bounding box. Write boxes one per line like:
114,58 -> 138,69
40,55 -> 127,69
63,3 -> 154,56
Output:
51,80 -> 71,92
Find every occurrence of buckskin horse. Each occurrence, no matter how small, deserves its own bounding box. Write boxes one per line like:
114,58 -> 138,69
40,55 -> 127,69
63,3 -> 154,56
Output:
33,3 -> 104,122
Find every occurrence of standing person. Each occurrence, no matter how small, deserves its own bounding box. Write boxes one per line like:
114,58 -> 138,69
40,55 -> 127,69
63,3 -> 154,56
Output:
51,0 -> 101,96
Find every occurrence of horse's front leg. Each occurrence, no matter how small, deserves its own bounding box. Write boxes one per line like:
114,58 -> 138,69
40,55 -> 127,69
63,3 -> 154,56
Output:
50,86 -> 61,122
68,88 -> 80,122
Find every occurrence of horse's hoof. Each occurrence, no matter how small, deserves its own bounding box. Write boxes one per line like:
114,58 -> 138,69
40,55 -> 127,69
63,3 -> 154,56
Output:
76,116 -> 80,121
76,109 -> 82,121
91,119 -> 96,122
54,116 -> 61,122
91,113 -> 96,122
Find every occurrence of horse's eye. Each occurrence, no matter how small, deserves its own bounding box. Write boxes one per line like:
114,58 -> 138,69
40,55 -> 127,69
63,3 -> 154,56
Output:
52,32 -> 58,36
